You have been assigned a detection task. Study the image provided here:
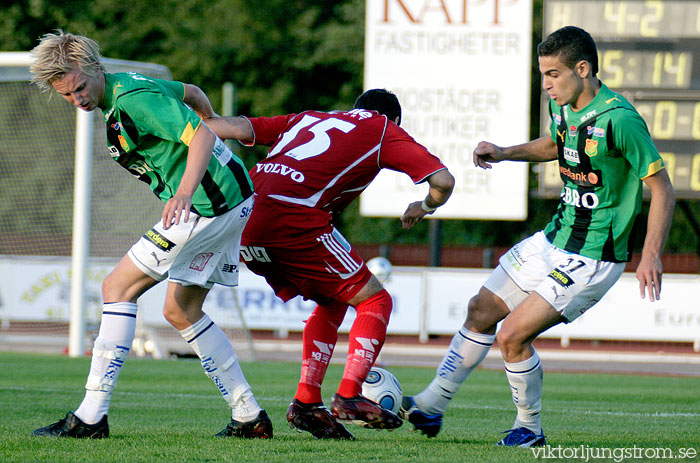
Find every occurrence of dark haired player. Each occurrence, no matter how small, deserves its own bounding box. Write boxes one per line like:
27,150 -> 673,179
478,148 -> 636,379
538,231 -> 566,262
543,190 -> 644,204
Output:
206,89 -> 455,439
400,26 -> 675,447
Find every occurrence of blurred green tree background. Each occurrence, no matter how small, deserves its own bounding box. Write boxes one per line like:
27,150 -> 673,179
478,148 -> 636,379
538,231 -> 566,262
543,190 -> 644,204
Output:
1,0 -> 697,255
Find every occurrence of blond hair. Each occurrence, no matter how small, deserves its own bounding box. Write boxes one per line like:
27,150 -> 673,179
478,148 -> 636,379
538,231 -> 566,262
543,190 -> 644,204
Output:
30,30 -> 105,92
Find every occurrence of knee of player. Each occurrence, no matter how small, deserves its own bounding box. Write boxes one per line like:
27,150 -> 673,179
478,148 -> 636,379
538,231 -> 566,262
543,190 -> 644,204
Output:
162,305 -> 184,328
466,294 -> 497,330
366,274 -> 386,295
466,294 -> 483,316
495,323 -> 526,356
101,273 -> 120,301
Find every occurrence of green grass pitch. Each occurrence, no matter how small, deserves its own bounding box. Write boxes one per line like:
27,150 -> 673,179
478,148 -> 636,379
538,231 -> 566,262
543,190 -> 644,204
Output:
1,352 -> 698,463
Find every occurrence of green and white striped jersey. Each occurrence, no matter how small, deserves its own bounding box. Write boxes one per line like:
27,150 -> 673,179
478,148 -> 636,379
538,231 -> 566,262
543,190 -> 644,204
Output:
544,82 -> 665,262
101,72 -> 253,217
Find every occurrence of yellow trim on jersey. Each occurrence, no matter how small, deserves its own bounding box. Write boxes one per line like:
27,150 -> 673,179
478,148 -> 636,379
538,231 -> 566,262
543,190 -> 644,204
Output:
642,159 -> 665,179
179,119 -> 202,146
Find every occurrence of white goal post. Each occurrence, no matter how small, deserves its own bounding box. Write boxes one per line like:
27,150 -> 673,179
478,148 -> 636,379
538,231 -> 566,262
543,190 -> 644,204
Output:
0,52 -> 105,356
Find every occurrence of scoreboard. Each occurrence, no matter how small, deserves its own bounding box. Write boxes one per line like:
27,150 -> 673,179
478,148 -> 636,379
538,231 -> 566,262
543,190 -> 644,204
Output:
537,0 -> 700,198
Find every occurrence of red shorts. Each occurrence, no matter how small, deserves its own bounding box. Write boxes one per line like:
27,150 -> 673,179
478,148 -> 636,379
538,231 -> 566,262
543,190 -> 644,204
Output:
241,226 -> 371,304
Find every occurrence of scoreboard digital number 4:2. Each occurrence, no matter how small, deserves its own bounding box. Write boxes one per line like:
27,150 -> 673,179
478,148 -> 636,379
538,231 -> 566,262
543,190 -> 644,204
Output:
538,0 -> 700,198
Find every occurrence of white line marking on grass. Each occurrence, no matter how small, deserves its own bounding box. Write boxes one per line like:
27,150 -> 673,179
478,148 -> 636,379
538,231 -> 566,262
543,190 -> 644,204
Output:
574,410 -> 700,418
451,403 -> 700,418
0,385 -> 291,403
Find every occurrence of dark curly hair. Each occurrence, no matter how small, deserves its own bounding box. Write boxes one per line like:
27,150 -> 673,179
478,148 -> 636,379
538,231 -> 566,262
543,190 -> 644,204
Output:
537,26 -> 598,76
353,89 -> 402,125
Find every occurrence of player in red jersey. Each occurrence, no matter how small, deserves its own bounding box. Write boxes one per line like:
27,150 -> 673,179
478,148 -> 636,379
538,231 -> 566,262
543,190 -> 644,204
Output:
206,89 -> 454,439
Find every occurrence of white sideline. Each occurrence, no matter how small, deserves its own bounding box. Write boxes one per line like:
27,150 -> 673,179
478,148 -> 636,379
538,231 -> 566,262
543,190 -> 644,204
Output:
3,334 -> 699,366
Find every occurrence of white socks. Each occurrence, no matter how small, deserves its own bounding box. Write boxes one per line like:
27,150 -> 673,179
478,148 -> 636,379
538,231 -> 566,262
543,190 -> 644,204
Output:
413,325 -> 543,434
179,314 -> 261,422
75,302 -> 137,424
414,327 -> 495,415
504,349 -> 543,434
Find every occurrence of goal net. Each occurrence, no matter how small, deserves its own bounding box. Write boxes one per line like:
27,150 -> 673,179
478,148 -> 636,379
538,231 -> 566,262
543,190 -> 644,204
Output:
0,53 -> 256,361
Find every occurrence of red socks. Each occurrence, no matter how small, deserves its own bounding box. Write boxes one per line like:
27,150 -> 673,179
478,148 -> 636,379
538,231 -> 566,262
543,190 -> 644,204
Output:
295,302 -> 348,404
337,289 -> 393,398
295,289 -> 394,403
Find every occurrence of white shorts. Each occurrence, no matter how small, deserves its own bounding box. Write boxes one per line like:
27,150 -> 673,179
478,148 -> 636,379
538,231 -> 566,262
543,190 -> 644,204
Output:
128,196 -> 253,288
483,231 -> 625,322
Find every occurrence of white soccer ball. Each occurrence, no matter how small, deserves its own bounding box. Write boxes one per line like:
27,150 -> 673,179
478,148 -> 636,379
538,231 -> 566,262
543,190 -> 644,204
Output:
367,256 -> 392,284
361,367 -> 402,414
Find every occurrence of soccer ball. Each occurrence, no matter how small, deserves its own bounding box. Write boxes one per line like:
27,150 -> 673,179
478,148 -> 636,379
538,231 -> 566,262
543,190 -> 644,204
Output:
361,367 -> 402,414
367,256 -> 392,284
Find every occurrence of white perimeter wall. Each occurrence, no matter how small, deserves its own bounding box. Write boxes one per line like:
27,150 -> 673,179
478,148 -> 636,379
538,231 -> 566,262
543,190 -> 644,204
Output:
2,256 -> 699,347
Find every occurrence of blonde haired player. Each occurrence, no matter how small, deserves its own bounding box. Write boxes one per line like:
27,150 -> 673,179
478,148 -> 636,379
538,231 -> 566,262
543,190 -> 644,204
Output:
29,31 -> 271,439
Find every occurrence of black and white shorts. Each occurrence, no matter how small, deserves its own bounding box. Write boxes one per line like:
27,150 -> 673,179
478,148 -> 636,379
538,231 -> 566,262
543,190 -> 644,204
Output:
484,231 -> 625,322
128,196 -> 253,288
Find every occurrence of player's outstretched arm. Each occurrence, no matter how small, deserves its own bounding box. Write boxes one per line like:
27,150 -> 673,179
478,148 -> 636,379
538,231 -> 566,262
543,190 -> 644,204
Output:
182,84 -> 254,142
473,136 -> 557,169
201,115 -> 254,143
636,168 -> 675,301
400,169 -> 455,229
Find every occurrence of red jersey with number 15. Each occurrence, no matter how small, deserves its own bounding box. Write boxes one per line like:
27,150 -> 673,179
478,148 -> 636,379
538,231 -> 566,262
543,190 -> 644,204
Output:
241,108 -> 447,246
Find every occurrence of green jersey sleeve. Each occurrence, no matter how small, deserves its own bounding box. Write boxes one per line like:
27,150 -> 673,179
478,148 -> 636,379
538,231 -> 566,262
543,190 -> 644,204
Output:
117,84 -> 202,147
157,79 -> 186,100
612,111 -> 665,180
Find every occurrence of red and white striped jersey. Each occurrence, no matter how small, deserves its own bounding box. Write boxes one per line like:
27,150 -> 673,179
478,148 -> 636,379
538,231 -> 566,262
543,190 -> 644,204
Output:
242,108 -> 446,245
